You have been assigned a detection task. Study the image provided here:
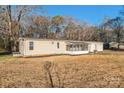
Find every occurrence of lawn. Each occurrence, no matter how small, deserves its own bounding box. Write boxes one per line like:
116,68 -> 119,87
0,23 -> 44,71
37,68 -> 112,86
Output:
0,50 -> 124,88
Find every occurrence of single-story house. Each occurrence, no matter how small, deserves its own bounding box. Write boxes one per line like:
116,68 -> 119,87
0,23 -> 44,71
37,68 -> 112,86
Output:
18,38 -> 103,56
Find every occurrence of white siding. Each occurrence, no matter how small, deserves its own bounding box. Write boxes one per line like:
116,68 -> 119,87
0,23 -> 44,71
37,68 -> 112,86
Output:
96,43 -> 103,51
19,38 -> 103,56
24,40 -> 67,56
89,43 -> 103,52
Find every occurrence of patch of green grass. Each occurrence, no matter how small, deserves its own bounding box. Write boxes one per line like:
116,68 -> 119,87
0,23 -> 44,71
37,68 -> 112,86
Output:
0,54 -> 14,61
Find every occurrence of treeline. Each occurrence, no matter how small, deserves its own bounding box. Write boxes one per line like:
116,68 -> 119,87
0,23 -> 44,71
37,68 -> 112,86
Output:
0,5 -> 124,52
25,16 -> 100,41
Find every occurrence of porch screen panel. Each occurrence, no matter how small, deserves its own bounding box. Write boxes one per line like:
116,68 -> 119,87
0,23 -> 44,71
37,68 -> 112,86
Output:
81,43 -> 88,51
66,42 -> 88,51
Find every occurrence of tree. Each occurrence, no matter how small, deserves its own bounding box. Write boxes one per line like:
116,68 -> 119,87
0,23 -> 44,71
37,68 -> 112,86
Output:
63,16 -> 82,40
99,17 -> 113,43
51,16 -> 64,39
0,5 -> 42,52
105,17 -> 124,49
64,21 -> 78,40
0,5 -> 12,51
84,26 -> 100,41
26,16 -> 50,38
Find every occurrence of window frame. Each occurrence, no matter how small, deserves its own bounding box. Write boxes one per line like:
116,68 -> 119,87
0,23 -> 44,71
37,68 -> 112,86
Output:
29,41 -> 34,50
57,42 -> 59,49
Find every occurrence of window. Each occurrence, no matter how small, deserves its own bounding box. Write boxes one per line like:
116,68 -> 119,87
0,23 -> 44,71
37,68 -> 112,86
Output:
81,43 -> 88,51
29,41 -> 34,50
66,45 -> 73,51
57,42 -> 59,49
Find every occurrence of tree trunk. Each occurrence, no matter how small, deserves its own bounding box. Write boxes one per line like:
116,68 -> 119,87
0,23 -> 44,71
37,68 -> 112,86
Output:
8,21 -> 13,52
13,43 -> 16,52
13,40 -> 19,52
8,5 -> 13,52
3,39 -> 7,49
117,31 -> 120,50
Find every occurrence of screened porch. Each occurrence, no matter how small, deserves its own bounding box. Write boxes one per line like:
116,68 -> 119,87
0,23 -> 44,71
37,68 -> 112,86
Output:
66,42 -> 89,55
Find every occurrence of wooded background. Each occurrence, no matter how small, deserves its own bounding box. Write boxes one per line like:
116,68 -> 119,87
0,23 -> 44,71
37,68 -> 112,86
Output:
0,5 -> 124,52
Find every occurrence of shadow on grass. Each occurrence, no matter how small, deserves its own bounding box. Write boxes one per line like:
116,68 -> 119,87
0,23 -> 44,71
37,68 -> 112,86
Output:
0,51 -> 12,59
0,51 -> 11,56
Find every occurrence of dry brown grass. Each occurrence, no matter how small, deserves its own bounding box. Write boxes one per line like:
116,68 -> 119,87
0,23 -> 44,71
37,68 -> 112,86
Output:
0,50 -> 124,88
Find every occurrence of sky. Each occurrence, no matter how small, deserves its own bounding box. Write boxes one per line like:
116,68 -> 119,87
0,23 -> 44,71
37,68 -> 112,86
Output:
42,5 -> 123,25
